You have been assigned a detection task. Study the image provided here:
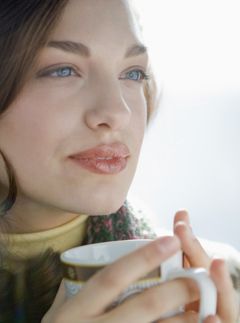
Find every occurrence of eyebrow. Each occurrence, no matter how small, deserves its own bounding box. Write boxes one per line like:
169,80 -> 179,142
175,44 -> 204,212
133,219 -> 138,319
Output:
125,43 -> 148,58
47,40 -> 148,58
47,40 -> 90,57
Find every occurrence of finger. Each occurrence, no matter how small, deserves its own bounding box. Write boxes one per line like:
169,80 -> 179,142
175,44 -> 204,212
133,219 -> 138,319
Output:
157,311 -> 199,323
174,210 -> 211,269
210,259 -> 238,322
204,315 -> 221,323
174,209 -> 191,226
107,278 -> 199,323
64,236 -> 181,317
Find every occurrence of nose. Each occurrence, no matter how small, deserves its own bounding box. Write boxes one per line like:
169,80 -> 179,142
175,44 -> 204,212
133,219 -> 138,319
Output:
84,80 -> 131,132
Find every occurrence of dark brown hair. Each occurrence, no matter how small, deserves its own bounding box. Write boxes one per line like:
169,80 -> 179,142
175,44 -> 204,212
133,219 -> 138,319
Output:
0,0 -> 69,215
0,1 -> 158,321
0,1 -> 69,322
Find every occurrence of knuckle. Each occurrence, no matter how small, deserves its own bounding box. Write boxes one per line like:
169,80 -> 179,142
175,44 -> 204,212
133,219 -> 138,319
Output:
183,311 -> 199,322
140,288 -> 164,314
96,266 -> 122,290
140,243 -> 162,266
156,310 -> 198,323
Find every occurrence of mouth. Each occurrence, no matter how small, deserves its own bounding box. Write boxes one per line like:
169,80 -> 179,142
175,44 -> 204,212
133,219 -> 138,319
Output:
68,142 -> 130,175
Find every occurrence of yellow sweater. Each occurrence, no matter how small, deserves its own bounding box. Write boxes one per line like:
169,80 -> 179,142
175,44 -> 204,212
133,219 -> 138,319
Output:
1,215 -> 88,259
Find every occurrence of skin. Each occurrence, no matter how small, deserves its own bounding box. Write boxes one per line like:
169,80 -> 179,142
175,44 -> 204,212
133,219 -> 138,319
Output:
0,0 -> 148,232
0,0 -> 238,321
43,211 -> 238,323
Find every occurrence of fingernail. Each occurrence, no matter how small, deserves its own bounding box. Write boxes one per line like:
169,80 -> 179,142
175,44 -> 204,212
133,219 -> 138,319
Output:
177,208 -> 189,214
176,209 -> 190,221
174,220 -> 187,229
156,236 -> 181,253
174,221 -> 194,237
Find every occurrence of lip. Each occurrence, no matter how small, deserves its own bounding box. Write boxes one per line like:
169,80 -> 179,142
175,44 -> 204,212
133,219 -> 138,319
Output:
68,143 -> 130,174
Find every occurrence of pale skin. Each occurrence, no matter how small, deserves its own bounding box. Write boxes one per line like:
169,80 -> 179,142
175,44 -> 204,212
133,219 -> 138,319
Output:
0,0 -> 148,232
0,0 -> 238,322
41,211 -> 238,323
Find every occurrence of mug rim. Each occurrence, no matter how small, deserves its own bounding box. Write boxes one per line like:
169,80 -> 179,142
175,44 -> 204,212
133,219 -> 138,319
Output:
60,239 -> 153,266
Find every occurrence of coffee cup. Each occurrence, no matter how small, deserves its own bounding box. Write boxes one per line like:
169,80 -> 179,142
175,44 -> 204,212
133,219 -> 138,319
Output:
60,239 -> 217,322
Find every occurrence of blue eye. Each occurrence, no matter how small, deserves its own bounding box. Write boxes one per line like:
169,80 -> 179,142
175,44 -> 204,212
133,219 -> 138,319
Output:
123,69 -> 150,82
50,67 -> 76,77
38,66 -> 78,78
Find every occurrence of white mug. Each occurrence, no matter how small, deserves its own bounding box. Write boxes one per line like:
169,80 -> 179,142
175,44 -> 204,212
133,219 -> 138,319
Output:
60,239 -> 217,322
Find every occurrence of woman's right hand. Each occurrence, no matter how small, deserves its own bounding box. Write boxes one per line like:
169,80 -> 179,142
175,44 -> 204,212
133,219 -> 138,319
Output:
41,236 -> 208,323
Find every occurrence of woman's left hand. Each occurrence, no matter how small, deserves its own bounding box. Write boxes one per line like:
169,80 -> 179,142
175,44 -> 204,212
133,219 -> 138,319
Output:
173,210 -> 239,323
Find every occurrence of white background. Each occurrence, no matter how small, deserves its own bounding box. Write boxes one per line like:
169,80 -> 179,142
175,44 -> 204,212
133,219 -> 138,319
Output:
128,0 -> 240,249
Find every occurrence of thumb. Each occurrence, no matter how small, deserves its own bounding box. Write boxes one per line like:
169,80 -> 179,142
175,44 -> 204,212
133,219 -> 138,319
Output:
42,280 -> 67,322
50,280 -> 67,310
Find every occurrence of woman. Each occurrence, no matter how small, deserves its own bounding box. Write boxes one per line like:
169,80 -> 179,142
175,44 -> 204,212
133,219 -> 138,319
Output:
0,0 -> 239,322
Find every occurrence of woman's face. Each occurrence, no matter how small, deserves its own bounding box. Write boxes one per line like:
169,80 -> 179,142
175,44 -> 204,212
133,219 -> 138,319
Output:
0,0 -> 149,224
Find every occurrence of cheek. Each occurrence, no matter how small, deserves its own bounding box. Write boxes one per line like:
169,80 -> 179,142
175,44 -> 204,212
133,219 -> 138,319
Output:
0,123 -> 52,189
2,81 -> 79,155
130,90 -> 148,144
0,99 -> 67,184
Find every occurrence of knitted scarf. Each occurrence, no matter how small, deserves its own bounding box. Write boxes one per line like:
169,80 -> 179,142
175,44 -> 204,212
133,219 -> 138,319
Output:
84,200 -> 157,244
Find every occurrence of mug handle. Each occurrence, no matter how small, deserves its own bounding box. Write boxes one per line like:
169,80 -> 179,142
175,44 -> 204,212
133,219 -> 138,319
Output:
166,268 -> 217,323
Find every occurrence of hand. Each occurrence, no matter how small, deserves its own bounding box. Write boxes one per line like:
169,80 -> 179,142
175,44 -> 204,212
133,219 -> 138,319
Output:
173,210 -> 239,323
42,236 -> 202,323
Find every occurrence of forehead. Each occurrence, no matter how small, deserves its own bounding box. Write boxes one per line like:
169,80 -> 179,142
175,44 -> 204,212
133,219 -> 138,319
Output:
50,0 -> 143,51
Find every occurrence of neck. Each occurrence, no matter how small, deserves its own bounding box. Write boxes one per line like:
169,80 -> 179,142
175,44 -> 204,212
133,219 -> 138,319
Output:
1,195 -> 82,234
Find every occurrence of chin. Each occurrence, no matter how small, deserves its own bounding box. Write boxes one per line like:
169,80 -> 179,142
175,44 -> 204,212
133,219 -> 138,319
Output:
85,198 -> 126,216
71,190 -> 127,216
87,205 -> 122,216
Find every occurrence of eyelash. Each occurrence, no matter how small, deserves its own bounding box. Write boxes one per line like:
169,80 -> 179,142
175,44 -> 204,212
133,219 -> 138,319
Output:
37,66 -> 150,82
120,69 -> 150,82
